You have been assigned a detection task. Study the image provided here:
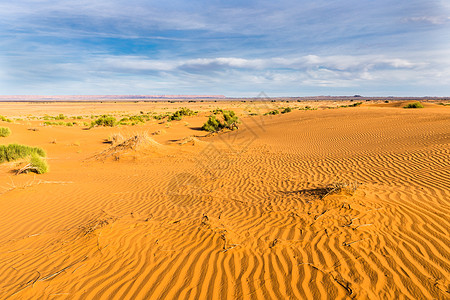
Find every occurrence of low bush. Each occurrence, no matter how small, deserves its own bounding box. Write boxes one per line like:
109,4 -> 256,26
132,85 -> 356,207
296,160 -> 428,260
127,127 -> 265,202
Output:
202,110 -> 239,132
404,102 -> 424,109
0,127 -> 11,137
0,144 -> 46,163
169,108 -> 197,121
91,115 -> 117,127
281,107 -> 292,114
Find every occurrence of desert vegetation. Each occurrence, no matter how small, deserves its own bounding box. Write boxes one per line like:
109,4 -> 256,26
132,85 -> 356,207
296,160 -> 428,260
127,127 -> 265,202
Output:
91,115 -> 117,127
202,110 -> 239,132
404,102 -> 424,108
0,115 -> 13,123
168,108 -> 197,121
0,144 -> 49,174
281,107 -> 292,114
0,127 -> 11,137
16,153 -> 49,174
264,109 -> 280,115
0,144 -> 46,163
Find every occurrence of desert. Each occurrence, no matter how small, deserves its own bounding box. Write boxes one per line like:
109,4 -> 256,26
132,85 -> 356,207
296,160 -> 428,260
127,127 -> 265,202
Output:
0,99 -> 448,299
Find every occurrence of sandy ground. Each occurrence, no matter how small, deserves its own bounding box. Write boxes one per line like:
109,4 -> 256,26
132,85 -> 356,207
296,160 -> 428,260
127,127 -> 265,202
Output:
0,101 -> 449,299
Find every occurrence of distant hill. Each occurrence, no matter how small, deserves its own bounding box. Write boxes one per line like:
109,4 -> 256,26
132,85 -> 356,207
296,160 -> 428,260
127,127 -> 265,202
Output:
0,95 -> 226,101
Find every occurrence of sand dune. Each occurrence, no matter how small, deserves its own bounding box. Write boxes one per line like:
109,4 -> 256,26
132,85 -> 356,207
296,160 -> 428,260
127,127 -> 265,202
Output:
0,102 -> 448,299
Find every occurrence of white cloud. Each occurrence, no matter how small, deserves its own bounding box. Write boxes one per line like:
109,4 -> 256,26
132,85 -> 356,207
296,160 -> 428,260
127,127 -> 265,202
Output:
404,16 -> 450,25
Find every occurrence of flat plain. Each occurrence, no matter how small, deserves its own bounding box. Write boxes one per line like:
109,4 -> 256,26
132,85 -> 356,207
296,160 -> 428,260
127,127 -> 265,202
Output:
0,100 -> 449,299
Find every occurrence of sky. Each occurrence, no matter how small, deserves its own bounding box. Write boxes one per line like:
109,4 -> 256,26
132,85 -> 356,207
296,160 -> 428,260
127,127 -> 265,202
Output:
1,0 -> 449,97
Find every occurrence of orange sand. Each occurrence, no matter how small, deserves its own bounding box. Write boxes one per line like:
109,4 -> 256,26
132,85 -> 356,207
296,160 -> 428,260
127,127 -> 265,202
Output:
0,101 -> 449,299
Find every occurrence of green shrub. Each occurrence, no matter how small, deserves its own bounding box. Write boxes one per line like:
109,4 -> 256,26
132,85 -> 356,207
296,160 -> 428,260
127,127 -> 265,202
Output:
264,110 -> 280,115
340,102 -> 363,108
202,116 -> 222,132
0,127 -> 11,137
0,144 -> 46,163
169,108 -> 197,121
222,110 -> 238,127
202,110 -> 239,132
349,102 -> 363,107
404,102 -> 424,109
281,107 -> 292,114
91,115 -> 117,127
0,115 -> 12,123
29,153 -> 49,174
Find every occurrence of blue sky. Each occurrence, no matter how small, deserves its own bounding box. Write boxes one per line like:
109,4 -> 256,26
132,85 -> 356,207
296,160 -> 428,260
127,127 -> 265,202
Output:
1,0 -> 449,96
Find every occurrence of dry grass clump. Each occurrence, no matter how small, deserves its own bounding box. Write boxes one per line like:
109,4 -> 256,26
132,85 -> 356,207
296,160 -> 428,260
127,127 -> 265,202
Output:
322,182 -> 361,199
152,129 -> 166,135
95,132 -> 159,160
178,136 -> 201,146
106,133 -> 124,146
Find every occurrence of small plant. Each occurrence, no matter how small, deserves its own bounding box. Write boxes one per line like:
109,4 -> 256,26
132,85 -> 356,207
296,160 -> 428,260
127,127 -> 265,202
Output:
404,102 -> 424,109
0,127 -> 11,137
91,115 -> 117,127
281,107 -> 292,114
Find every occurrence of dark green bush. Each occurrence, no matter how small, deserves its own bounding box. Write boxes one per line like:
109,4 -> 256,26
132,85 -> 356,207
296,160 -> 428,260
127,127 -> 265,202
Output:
0,144 -> 46,163
0,127 -> 11,137
281,107 -> 292,114
404,102 -> 424,109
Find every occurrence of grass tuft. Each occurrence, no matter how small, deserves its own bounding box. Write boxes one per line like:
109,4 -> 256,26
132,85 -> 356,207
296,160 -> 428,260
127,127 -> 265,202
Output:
29,153 -> 49,174
0,144 -> 46,163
